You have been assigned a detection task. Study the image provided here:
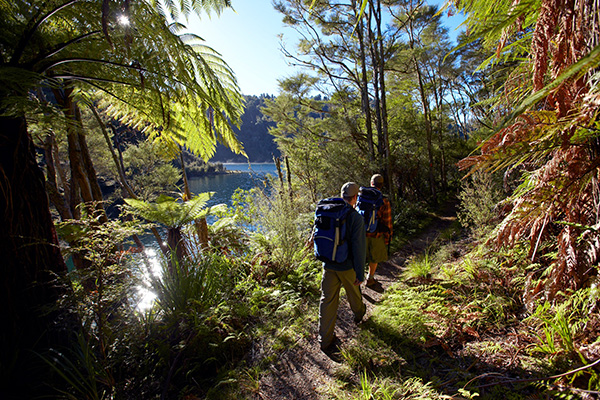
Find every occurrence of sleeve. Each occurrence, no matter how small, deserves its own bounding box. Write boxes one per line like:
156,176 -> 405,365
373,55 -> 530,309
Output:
350,210 -> 366,282
381,198 -> 393,244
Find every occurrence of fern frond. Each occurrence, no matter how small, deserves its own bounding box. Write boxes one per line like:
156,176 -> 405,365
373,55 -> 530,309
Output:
124,192 -> 214,228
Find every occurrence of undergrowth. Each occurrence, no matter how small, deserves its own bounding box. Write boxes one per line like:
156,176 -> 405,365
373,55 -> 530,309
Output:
319,193 -> 600,400
48,184 -> 600,399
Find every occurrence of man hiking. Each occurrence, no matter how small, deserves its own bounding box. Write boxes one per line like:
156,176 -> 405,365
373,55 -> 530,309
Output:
365,174 -> 393,288
317,182 -> 367,353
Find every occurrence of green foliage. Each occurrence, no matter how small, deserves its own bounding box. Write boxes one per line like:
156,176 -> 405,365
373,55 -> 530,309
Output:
262,77 -> 373,203
328,365 -> 447,400
527,291 -> 592,357
42,334 -> 113,400
372,285 -> 449,344
54,216 -> 149,398
1,0 -> 244,159
403,251 -> 433,282
204,215 -> 251,257
391,199 -> 433,243
246,180 -> 314,270
121,141 -> 181,201
221,187 -> 259,226
124,193 -> 214,228
151,252 -> 230,318
458,170 -> 505,239
51,201 -> 263,399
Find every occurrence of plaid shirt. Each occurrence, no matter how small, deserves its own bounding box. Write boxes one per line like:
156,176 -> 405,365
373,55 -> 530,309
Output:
366,196 -> 392,245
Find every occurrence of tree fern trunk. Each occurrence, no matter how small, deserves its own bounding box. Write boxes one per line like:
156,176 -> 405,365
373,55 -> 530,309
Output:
0,114 -> 71,397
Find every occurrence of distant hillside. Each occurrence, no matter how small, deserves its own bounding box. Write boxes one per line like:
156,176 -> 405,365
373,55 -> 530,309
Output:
211,95 -> 280,163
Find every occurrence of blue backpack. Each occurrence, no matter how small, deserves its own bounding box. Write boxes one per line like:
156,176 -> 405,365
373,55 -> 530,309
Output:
313,198 -> 352,263
356,187 -> 383,233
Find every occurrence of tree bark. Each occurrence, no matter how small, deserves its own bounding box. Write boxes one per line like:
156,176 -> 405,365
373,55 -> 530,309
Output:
52,86 -> 107,221
44,131 -> 73,220
415,60 -> 437,202
0,115 -> 71,397
407,14 -> 436,203
353,0 -> 375,161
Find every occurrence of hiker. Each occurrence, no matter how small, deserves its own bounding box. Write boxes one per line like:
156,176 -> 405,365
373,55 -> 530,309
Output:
316,182 -> 367,352
365,174 -> 393,287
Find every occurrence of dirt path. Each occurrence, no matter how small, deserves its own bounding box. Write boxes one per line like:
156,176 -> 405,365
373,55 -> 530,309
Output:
258,202 -> 458,399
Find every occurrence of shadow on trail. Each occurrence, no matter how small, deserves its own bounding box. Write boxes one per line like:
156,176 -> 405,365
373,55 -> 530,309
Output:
362,316 -> 543,398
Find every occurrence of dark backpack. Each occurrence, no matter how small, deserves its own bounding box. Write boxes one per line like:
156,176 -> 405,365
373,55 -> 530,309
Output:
313,198 -> 352,263
356,187 -> 384,233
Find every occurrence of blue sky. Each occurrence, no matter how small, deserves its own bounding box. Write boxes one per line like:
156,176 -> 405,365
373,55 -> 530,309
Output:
187,1 -> 465,96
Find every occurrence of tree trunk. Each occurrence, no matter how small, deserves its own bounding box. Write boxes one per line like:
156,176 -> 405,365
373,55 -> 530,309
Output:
375,0 -> 392,194
367,3 -> 385,160
430,73 -> 448,192
180,150 -> 208,250
353,0 -> 375,161
0,115 -> 72,397
44,131 -> 74,220
52,86 -> 106,221
406,14 -> 436,203
369,0 -> 393,193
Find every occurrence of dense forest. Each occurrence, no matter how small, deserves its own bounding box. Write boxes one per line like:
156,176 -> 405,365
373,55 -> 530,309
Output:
0,0 -> 599,399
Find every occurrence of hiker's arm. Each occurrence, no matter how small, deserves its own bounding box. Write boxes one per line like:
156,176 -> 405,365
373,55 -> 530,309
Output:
382,199 -> 393,244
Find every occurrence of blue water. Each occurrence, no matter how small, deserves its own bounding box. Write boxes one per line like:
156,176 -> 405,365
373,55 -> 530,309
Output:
133,163 -> 279,308
137,162 -> 277,247
189,162 -> 278,206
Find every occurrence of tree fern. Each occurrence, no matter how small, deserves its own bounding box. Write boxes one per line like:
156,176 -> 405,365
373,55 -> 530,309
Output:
1,0 -> 245,160
124,193 -> 213,229
454,0 -> 600,299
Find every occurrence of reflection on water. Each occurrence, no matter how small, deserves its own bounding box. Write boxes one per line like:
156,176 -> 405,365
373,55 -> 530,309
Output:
135,248 -> 162,312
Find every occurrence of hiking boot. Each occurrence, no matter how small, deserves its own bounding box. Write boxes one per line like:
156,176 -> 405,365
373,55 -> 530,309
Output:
366,277 -> 377,287
320,334 -> 338,351
320,335 -> 342,362
354,303 -> 366,324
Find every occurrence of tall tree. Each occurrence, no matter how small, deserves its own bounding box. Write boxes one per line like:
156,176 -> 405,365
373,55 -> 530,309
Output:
0,0 -> 241,396
386,2 -> 462,201
275,0 -> 399,175
455,0 -> 600,300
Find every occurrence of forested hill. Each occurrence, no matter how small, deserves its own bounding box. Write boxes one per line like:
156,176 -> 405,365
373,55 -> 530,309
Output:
211,94 -> 280,163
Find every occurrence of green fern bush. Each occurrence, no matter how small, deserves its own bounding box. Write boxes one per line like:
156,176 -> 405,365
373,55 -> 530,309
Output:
246,181 -> 314,272
371,285 -> 450,345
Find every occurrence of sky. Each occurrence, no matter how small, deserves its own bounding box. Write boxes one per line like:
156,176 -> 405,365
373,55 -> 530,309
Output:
186,1 -> 466,96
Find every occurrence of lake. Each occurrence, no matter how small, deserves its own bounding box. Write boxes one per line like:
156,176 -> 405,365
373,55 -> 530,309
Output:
135,162 -> 279,311
189,162 -> 279,206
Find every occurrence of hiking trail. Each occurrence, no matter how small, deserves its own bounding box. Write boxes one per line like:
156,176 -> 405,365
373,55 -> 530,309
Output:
256,202 -> 459,399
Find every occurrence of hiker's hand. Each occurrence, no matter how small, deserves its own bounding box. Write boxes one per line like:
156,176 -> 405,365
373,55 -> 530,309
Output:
354,279 -> 361,286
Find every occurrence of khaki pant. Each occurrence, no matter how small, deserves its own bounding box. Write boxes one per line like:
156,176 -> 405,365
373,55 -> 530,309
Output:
318,268 -> 365,349
366,236 -> 388,263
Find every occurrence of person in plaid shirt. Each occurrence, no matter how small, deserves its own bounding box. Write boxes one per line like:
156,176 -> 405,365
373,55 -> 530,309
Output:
365,174 -> 393,287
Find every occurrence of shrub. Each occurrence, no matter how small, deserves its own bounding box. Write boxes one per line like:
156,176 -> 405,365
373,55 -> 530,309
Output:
458,170 -> 505,239
246,181 -> 314,271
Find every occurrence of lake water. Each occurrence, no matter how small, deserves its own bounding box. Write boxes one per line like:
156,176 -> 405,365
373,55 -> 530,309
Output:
135,162 -> 279,311
189,162 -> 279,206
